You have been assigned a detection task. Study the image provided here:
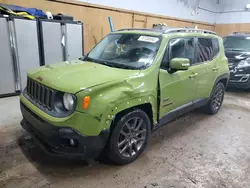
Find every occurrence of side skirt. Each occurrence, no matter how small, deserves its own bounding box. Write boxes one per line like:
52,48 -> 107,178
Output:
153,98 -> 208,131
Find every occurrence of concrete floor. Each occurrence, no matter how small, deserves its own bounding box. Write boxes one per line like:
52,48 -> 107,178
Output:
0,91 -> 250,188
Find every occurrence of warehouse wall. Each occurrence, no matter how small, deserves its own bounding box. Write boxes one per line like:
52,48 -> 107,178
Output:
215,23 -> 250,36
78,0 -> 217,23
217,0 -> 250,24
216,0 -> 250,36
2,0 -> 215,53
3,0 -> 250,45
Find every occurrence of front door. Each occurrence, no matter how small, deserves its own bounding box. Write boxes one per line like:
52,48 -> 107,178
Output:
159,37 -> 198,119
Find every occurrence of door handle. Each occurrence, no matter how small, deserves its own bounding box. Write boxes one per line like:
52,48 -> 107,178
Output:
213,66 -> 219,71
189,73 -> 198,79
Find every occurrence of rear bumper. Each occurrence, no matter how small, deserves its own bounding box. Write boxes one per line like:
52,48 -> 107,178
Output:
20,102 -> 109,159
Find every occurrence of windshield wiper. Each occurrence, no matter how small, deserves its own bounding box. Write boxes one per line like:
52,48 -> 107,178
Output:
118,64 -> 140,70
98,61 -> 117,68
81,56 -> 139,69
84,57 -> 117,68
99,60 -> 139,70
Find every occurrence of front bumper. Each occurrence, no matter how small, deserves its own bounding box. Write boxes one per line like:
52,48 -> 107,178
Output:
20,102 -> 109,159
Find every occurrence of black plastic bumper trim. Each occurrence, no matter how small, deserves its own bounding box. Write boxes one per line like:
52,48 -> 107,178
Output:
20,102 -> 109,159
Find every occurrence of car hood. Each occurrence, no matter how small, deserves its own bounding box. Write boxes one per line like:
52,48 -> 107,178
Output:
28,60 -> 140,93
225,50 -> 250,62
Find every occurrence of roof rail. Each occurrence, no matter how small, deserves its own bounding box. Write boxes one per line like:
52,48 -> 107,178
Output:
116,28 -> 163,33
115,28 -> 216,35
164,28 -> 216,35
232,32 -> 250,34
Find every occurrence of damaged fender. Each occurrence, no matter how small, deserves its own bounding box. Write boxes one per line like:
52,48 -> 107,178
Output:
75,73 -> 158,136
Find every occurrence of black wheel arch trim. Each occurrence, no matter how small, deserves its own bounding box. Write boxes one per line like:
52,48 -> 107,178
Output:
209,73 -> 229,99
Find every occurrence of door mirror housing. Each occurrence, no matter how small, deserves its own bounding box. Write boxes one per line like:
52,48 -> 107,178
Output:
170,58 -> 190,71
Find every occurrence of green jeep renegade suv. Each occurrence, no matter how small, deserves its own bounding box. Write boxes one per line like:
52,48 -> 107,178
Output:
20,28 -> 229,165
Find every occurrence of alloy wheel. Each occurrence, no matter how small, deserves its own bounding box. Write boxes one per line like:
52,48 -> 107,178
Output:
212,86 -> 224,111
117,117 -> 147,158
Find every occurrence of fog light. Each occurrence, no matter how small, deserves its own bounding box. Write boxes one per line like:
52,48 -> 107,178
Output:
69,139 -> 75,146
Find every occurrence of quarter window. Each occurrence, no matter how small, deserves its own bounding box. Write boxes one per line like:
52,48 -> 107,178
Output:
212,38 -> 219,55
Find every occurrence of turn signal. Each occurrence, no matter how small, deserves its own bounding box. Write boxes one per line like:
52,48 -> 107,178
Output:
82,96 -> 91,110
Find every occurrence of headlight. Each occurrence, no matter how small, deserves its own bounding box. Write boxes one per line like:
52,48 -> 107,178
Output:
63,93 -> 75,111
238,58 -> 250,68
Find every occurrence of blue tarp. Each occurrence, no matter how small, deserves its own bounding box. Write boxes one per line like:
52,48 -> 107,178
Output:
0,3 -> 46,17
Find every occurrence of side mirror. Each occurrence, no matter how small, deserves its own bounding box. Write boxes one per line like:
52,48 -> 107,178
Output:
170,58 -> 190,71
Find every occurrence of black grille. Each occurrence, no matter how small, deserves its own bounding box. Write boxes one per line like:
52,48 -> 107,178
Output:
26,78 -> 53,110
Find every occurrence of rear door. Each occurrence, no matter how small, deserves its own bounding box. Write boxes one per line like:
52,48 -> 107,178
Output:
193,37 -> 220,102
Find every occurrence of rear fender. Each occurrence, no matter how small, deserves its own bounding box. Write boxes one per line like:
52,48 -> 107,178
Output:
209,73 -> 229,99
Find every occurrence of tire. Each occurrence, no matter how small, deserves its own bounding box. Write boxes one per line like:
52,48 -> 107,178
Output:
108,109 -> 151,165
203,82 -> 225,115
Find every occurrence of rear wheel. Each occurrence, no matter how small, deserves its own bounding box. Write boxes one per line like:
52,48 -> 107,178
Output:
108,109 -> 150,165
203,82 -> 225,115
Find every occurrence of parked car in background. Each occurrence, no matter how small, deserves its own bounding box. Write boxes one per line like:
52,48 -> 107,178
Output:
224,32 -> 250,89
20,28 -> 229,165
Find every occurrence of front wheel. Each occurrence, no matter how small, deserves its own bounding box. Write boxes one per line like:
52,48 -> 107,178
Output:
108,109 -> 151,165
203,82 -> 225,115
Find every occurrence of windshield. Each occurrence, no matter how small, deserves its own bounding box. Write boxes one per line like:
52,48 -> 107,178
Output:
224,36 -> 250,51
85,33 -> 161,70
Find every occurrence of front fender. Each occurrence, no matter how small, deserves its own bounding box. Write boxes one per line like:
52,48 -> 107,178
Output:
108,95 -> 158,125
75,76 -> 158,132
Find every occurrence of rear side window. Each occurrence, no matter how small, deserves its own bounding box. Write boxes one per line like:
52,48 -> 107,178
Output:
196,38 -> 219,63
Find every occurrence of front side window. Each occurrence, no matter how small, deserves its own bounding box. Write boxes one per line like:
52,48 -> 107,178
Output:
169,38 -> 195,64
86,34 -> 161,70
224,36 -> 250,51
